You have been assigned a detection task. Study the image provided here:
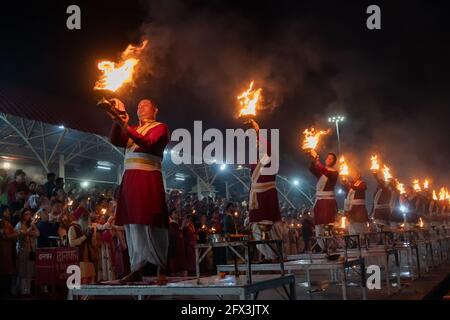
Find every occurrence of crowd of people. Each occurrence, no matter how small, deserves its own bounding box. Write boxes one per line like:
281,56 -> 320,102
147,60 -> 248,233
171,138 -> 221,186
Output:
0,162 -> 448,299
0,168 -> 310,299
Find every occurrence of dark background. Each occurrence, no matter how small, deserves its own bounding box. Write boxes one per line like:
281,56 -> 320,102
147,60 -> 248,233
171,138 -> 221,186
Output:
0,0 -> 449,187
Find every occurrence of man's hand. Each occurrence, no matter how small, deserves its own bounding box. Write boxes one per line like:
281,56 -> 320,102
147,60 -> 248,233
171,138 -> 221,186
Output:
309,149 -> 318,160
109,98 -> 130,128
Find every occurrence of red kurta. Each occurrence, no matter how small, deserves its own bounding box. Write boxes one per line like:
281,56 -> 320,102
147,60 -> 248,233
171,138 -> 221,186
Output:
343,179 -> 369,223
110,122 -> 169,228
371,173 -> 392,222
309,160 -> 338,225
248,139 -> 281,223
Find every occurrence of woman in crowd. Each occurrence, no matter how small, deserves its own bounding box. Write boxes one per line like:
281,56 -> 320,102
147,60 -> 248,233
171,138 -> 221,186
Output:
0,205 -> 18,298
15,208 -> 40,297
182,214 -> 197,275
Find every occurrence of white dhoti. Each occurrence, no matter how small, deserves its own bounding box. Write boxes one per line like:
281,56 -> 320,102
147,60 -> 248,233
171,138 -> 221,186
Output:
348,222 -> 368,235
124,224 -> 168,272
251,221 -> 283,260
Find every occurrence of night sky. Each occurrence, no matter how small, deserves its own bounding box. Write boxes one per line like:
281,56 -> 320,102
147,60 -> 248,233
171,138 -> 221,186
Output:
0,0 -> 449,187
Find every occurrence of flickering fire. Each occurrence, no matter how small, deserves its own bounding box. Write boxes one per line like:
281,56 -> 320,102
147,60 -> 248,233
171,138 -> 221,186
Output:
67,199 -> 73,206
423,179 -> 430,190
210,227 -> 217,233
397,182 -> 406,195
234,211 -> 239,217
237,81 -> 262,117
340,216 -> 347,229
94,40 -> 148,92
439,187 -> 446,201
302,127 -> 330,150
432,190 -> 438,201
339,156 -> 349,176
413,179 -> 421,192
101,208 -> 107,215
382,165 -> 392,182
370,155 -> 380,171
419,217 -> 424,228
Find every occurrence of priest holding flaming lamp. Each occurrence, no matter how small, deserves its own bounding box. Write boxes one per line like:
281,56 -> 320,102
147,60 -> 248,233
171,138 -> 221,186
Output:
370,155 -> 393,231
94,40 -> 170,283
302,128 -> 338,241
237,81 -> 282,261
340,167 -> 369,236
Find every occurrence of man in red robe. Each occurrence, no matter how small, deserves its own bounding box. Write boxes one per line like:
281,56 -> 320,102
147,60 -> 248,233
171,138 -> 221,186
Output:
341,170 -> 369,235
109,98 -> 169,282
246,119 -> 282,261
308,150 -> 338,238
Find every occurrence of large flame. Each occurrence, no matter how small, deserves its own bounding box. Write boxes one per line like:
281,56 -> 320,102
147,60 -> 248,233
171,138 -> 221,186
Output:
339,156 -> 349,176
340,216 -> 347,229
442,188 -> 446,200
237,81 -> 262,117
302,127 -> 330,150
413,179 -> 421,192
370,154 -> 380,171
423,179 -> 429,190
397,181 -> 406,195
432,190 -> 438,201
94,40 -> 148,92
382,165 -> 392,182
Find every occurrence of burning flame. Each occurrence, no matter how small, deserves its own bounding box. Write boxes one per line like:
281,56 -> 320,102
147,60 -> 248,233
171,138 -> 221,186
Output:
439,187 -> 446,201
432,190 -> 438,201
340,216 -> 347,229
397,182 -> 406,195
94,40 -> 148,92
423,179 -> 429,190
382,165 -> 392,182
302,127 -> 330,150
210,227 -> 216,233
419,217 -> 424,228
370,155 -> 380,171
339,156 -> 349,176
237,81 -> 262,117
101,208 -> 107,215
413,179 -> 421,192
234,211 -> 239,217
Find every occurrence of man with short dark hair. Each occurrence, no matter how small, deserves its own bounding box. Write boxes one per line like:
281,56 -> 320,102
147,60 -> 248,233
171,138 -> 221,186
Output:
9,188 -> 27,227
44,173 -> 56,199
308,150 -> 339,238
7,170 -> 28,205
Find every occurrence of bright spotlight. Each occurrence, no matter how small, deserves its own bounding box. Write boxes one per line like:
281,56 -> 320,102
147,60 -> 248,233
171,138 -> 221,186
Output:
292,179 -> 299,186
81,181 -> 89,188
2,162 -> 11,169
220,164 -> 226,171
337,188 -> 344,194
58,125 -> 65,129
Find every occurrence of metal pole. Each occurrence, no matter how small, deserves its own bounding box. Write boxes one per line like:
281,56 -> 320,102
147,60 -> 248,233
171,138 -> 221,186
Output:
58,154 -> 65,179
335,121 -> 341,154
